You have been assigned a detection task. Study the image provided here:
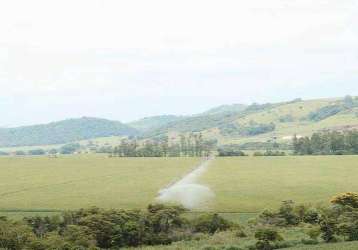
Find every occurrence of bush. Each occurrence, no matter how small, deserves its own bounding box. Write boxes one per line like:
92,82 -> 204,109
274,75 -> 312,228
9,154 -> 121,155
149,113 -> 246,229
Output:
28,149 -> 46,155
278,201 -> 300,226
192,213 -> 234,235
301,238 -> 319,245
0,221 -> 35,250
307,105 -> 344,121
14,150 -> 26,156
306,227 -> 321,240
319,217 -> 338,243
218,148 -> 247,157
224,246 -> 243,250
263,150 -> 286,156
60,143 -> 81,154
331,192 -> 358,208
254,228 -> 283,250
303,209 -> 320,224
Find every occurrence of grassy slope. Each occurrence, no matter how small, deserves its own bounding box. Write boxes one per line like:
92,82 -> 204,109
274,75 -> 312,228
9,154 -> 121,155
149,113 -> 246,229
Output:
141,97 -> 357,145
213,98 -> 358,145
200,156 -> 358,212
0,155 -> 200,211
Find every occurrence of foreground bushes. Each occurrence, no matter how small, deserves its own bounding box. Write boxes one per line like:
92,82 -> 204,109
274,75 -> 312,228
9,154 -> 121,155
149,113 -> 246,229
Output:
2,193 -> 358,249
0,205 -> 238,249
254,192 -> 358,245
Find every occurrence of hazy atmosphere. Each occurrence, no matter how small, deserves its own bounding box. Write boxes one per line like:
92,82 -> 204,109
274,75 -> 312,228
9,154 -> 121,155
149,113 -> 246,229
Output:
1,0 -> 357,126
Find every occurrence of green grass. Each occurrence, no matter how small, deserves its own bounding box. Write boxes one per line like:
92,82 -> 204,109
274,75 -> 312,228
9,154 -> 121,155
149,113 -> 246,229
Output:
0,155 -> 200,212
200,156 -> 358,212
286,241 -> 358,250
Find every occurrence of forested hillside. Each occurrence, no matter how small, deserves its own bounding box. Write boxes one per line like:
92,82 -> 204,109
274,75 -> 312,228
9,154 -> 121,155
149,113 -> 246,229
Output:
0,117 -> 138,147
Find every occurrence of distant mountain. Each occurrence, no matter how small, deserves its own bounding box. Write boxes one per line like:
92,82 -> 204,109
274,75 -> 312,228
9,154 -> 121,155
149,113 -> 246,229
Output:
0,117 -> 138,147
128,115 -> 184,132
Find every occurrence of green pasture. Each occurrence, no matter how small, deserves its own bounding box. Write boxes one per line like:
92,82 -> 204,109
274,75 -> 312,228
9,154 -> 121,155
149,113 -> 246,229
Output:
1,155 -> 357,218
0,155 -> 200,213
200,156 -> 358,212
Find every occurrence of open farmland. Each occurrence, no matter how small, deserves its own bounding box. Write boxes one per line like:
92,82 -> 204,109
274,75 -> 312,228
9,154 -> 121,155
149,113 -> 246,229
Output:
199,156 -> 358,212
0,155 -> 200,215
1,155 -> 357,215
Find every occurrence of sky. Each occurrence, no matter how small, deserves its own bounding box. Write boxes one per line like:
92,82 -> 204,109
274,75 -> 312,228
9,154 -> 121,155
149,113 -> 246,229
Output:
0,0 -> 357,127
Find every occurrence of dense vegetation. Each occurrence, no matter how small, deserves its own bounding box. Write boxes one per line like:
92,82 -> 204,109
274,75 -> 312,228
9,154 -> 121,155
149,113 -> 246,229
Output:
293,131 -> 358,155
0,204 -> 241,250
217,144 -> 248,156
219,121 -> 276,136
2,193 -> 358,249
0,117 -> 137,147
307,96 -> 358,122
111,134 -> 217,157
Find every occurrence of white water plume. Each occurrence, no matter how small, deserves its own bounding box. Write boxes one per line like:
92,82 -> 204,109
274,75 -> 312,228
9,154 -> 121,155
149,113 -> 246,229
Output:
156,158 -> 215,209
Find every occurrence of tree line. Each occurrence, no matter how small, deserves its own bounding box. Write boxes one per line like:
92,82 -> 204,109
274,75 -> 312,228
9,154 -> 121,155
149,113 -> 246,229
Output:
111,134 -> 217,157
293,130 -> 358,155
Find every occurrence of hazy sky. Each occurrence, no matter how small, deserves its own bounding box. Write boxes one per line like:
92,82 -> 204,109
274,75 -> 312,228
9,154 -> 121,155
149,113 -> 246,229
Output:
1,0 -> 357,127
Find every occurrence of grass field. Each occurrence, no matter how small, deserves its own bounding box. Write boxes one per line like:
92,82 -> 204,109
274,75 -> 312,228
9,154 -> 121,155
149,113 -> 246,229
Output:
1,155 -> 357,217
0,155 -> 200,217
199,155 -> 358,212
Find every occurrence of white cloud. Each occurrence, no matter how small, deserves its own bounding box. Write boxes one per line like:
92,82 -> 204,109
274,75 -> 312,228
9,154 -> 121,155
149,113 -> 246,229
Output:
0,0 -> 357,125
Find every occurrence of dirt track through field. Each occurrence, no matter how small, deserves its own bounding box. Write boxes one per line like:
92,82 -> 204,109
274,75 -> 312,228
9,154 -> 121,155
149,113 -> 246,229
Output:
156,157 -> 215,209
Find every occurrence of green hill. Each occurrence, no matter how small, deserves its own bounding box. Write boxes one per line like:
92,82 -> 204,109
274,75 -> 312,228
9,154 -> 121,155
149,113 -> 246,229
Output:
0,117 -> 138,147
141,97 -> 358,146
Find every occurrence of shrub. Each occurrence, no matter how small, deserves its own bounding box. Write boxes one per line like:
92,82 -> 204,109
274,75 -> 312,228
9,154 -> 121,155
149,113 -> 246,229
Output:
14,150 -> 26,156
308,105 -> 344,121
303,209 -> 320,224
278,200 -> 300,226
254,228 -> 283,250
306,227 -> 321,240
319,217 -> 338,243
224,246 -> 243,250
263,150 -> 286,156
301,238 -> 319,245
28,149 -> 46,155
192,213 -> 234,235
0,221 -> 35,250
331,192 -> 358,208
